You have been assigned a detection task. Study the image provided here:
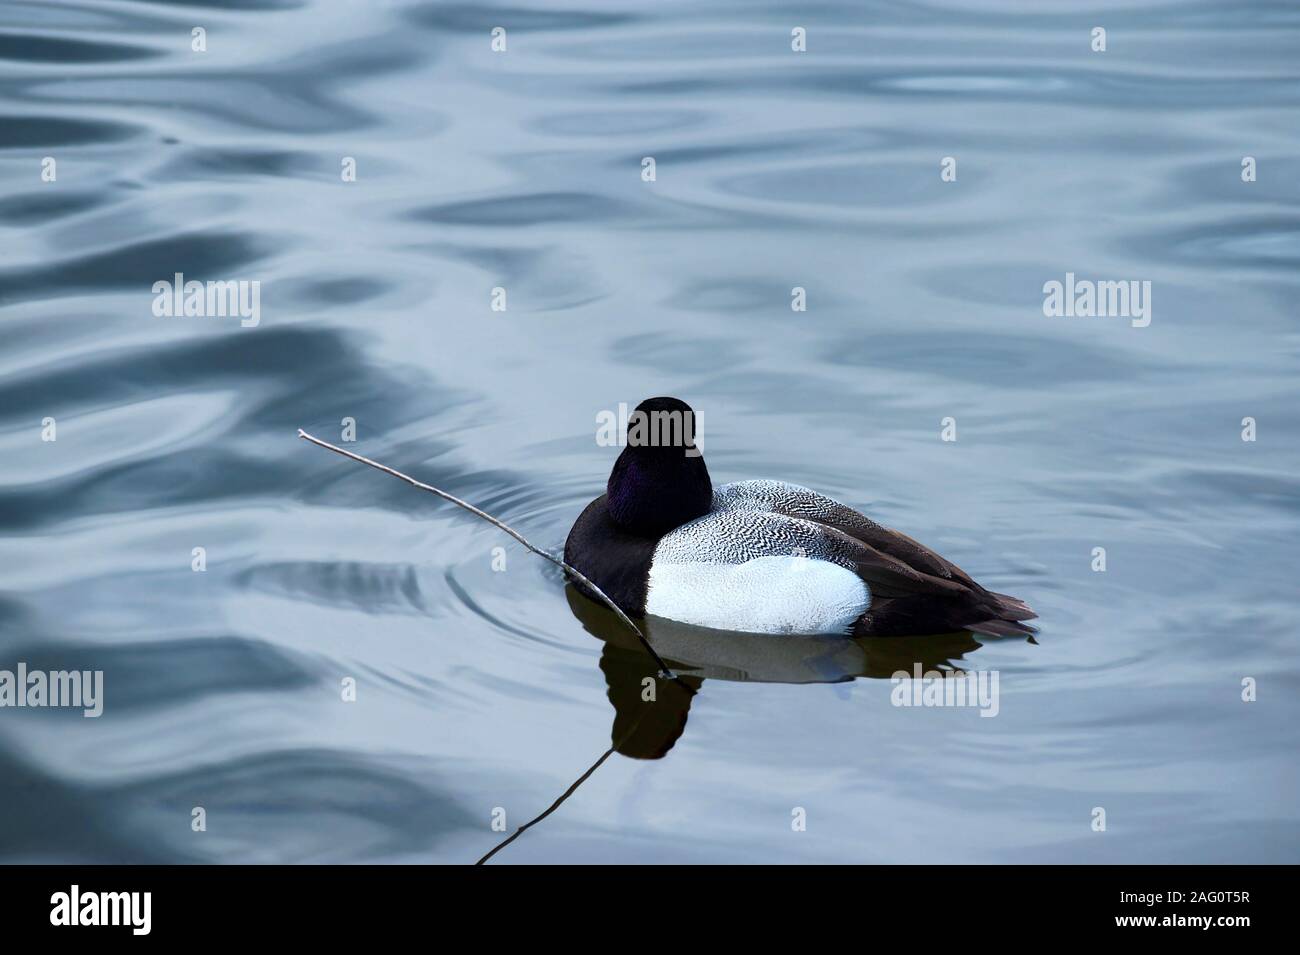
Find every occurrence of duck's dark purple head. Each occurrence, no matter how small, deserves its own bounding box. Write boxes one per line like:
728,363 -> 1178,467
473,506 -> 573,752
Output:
605,396 -> 712,537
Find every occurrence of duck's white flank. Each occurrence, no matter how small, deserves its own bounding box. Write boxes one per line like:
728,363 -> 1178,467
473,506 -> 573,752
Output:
645,554 -> 869,634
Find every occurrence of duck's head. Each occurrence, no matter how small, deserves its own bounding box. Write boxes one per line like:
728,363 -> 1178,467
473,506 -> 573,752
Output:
606,396 -> 712,537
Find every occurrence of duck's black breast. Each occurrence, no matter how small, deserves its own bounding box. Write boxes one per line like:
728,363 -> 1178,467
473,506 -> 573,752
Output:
563,494 -> 661,615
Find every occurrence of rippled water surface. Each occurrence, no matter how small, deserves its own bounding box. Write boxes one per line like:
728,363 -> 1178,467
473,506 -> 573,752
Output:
2,1 -> 1298,863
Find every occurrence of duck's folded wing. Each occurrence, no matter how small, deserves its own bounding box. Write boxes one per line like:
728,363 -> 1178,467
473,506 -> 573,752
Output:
813,515 -> 1036,619
717,480 -> 978,587
657,507 -> 971,601
719,481 -> 1037,622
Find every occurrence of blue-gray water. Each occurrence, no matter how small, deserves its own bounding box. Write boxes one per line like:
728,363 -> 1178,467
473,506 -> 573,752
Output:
1,0 -> 1297,864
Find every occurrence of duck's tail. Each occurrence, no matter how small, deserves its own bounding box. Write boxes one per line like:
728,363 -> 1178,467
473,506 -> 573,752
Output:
963,590 -> 1038,638
964,617 -> 1037,637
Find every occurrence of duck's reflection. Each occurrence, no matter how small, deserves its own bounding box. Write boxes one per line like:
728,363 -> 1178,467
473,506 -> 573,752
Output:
566,584 -> 985,760
476,587 -> 991,862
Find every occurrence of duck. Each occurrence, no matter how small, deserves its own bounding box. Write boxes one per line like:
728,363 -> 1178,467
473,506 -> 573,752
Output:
564,397 -> 1037,638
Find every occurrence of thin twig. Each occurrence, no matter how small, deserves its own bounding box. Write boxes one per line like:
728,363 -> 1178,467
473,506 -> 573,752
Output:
475,663 -> 692,864
296,429 -> 677,679
475,745 -> 617,865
